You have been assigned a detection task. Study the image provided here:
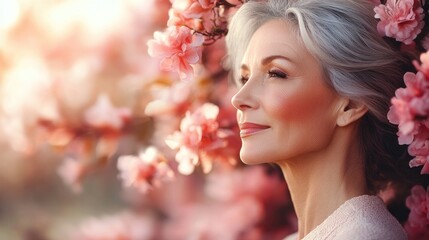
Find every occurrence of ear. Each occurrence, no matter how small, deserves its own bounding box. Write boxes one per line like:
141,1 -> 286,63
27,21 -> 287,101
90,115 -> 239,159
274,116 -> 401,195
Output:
336,98 -> 368,127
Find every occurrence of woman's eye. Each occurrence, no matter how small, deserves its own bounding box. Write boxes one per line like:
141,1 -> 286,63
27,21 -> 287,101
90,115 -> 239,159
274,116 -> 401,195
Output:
268,70 -> 287,79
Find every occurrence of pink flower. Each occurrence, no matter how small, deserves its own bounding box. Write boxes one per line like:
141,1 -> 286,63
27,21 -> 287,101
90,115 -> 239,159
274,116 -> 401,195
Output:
408,126 -> 429,173
69,212 -> 158,240
83,94 -> 131,131
147,26 -> 204,81
117,146 -> 175,193
165,103 -> 229,175
405,185 -> 429,229
171,0 -> 218,19
418,51 -> 429,78
374,0 -> 424,44
167,8 -> 204,30
388,71 -> 428,144
388,64 -> 429,174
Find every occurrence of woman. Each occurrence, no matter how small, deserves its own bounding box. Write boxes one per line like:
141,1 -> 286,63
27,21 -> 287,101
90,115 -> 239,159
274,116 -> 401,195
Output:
225,0 -> 415,239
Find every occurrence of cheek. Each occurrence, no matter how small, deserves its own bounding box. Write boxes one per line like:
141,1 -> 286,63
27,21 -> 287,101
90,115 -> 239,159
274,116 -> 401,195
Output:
265,84 -> 338,124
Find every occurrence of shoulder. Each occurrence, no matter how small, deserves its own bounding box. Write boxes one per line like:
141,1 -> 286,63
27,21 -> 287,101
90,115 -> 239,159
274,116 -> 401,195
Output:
334,195 -> 407,240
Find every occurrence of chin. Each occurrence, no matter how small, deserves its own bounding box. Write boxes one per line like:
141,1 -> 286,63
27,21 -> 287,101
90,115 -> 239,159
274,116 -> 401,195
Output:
239,151 -> 268,165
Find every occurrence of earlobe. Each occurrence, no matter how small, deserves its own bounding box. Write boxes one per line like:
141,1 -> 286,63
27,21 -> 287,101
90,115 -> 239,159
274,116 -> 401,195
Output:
336,99 -> 368,127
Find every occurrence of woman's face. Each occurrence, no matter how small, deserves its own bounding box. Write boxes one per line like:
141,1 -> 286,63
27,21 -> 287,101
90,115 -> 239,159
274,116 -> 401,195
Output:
231,20 -> 343,165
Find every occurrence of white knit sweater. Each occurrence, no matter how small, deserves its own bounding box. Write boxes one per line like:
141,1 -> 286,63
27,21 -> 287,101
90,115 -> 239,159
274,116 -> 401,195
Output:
284,195 -> 407,240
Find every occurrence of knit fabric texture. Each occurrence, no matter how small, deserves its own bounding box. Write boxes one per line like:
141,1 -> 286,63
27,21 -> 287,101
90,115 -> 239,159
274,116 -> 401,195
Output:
284,195 -> 407,240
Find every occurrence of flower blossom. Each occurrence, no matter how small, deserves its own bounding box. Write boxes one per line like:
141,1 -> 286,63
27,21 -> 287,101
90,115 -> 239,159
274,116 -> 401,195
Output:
165,103 -> 231,175
117,146 -> 174,193
374,0 -> 425,44
404,185 -> 429,239
388,71 -> 429,143
417,51 -> 429,77
167,7 -> 204,30
147,26 -> 204,81
407,126 -> 429,174
171,0 -> 218,19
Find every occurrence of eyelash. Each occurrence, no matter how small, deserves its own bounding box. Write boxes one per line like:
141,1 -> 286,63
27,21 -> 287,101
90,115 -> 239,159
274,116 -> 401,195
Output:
239,70 -> 287,85
268,70 -> 287,79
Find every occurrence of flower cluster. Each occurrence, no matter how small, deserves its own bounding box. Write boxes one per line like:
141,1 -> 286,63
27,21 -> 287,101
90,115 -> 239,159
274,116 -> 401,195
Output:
147,0 -> 243,81
147,26 -> 204,81
165,103 -> 236,175
387,52 -> 429,174
374,0 -> 425,45
376,0 -> 429,175
117,146 -> 175,193
404,185 -> 429,239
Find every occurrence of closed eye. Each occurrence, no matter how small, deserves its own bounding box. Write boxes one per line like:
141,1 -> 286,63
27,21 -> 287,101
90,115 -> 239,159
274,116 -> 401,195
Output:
268,70 -> 287,79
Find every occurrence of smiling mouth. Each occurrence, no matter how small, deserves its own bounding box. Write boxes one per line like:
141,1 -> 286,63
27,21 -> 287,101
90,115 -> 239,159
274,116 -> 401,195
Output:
239,122 -> 270,138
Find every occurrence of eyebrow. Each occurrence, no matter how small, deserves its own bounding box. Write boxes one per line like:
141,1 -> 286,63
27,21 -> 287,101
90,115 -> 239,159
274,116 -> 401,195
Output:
240,55 -> 294,70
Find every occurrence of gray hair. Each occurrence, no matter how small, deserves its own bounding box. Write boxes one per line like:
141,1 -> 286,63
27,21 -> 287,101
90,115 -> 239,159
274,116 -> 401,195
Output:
225,0 -> 412,192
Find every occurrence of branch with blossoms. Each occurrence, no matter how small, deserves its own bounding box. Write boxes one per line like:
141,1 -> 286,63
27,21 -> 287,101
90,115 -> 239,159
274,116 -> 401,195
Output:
147,0 -> 244,81
144,0 -> 244,181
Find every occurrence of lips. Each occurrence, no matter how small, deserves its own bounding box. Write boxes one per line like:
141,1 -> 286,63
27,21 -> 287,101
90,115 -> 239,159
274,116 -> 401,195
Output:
239,122 -> 270,137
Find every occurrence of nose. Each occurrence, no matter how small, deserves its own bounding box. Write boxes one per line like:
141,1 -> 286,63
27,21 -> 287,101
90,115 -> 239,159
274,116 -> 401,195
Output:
231,82 -> 258,111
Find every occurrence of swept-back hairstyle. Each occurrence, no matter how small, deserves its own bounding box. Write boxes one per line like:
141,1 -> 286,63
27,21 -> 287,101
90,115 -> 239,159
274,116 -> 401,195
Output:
225,0 -> 415,194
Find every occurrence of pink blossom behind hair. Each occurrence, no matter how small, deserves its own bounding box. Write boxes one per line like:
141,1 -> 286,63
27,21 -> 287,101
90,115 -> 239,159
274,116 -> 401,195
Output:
388,72 -> 428,144
374,0 -> 425,44
407,123 -> 429,173
388,56 -> 429,174
147,26 -> 204,81
404,185 -> 429,239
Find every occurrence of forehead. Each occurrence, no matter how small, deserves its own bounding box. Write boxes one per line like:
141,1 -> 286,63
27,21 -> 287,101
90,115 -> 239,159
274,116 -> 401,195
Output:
241,19 -> 311,66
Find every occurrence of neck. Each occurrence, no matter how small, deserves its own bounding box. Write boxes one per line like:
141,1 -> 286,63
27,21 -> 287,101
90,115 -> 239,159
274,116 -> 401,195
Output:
278,125 -> 368,239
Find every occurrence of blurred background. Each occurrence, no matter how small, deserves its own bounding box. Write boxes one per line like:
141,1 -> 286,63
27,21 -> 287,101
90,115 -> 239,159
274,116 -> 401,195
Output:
0,0 -> 295,239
